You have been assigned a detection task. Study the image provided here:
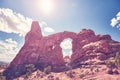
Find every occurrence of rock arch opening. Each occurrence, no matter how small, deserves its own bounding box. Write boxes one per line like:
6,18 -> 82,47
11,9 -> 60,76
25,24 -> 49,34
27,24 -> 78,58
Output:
60,38 -> 72,62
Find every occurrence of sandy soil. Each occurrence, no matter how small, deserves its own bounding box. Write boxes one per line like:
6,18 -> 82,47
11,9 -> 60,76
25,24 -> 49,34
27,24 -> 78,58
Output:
13,64 -> 120,80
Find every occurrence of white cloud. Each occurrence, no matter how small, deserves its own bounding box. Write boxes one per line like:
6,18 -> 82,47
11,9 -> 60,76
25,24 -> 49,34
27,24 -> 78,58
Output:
0,8 -> 33,36
0,38 -> 20,62
110,18 -> 118,27
5,38 -> 17,45
40,21 -> 48,28
44,27 -> 55,33
117,12 -> 120,17
60,38 -> 72,56
60,38 -> 72,49
0,8 -> 55,36
110,12 -> 120,29
63,51 -> 72,57
40,21 -> 55,33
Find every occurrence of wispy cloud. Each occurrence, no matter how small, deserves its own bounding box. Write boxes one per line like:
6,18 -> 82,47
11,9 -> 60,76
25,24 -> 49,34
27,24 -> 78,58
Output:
110,12 -> 120,29
0,38 -> 20,62
44,27 -> 55,33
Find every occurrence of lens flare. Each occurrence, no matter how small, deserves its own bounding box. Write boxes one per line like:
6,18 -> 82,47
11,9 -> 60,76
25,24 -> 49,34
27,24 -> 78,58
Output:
37,0 -> 54,14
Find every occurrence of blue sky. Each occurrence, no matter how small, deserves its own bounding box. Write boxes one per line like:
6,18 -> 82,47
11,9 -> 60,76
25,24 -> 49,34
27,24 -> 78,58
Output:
0,0 -> 120,62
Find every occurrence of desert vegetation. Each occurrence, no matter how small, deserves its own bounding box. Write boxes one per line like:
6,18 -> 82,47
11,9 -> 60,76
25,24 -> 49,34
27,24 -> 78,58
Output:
106,52 -> 120,75
0,72 -> 6,80
43,66 -> 52,74
0,52 -> 119,80
115,52 -> 120,67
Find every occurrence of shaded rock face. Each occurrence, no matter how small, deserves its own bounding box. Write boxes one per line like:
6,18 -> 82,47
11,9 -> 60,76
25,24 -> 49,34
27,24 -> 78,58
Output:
4,21 -> 120,79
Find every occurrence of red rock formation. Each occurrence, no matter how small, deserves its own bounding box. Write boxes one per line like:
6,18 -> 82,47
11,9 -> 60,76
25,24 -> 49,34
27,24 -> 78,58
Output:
71,32 -> 120,67
4,21 -> 120,80
25,21 -> 43,44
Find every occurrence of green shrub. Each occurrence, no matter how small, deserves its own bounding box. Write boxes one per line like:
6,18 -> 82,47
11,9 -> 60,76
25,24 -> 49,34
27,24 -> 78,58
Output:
106,61 -> 116,69
66,71 -> 74,78
36,69 -> 45,78
0,76 -> 6,80
25,64 -> 36,75
23,73 -> 29,80
113,69 -> 119,75
0,72 -> 6,80
23,64 -> 36,79
115,52 -> 120,67
107,69 -> 113,74
47,75 -> 54,80
44,66 -> 51,74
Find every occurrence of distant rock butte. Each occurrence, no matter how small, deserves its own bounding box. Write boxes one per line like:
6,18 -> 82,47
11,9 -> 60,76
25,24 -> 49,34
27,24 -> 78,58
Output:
4,21 -> 120,79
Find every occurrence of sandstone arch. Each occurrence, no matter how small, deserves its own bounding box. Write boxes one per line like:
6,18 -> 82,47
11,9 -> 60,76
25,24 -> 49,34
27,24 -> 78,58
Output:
4,21 -> 120,80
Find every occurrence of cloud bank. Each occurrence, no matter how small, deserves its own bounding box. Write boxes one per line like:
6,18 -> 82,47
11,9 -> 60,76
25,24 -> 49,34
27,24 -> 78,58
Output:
0,8 -> 55,36
110,12 -> 120,29
0,38 -> 20,62
0,8 -> 32,36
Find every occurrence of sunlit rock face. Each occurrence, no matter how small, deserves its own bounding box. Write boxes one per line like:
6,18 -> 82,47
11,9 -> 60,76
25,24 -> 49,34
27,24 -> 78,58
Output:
71,29 -> 120,68
25,21 -> 43,44
4,21 -> 120,80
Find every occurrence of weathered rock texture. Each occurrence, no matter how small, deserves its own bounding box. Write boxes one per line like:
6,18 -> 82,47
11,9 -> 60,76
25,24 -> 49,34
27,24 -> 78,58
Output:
4,21 -> 120,80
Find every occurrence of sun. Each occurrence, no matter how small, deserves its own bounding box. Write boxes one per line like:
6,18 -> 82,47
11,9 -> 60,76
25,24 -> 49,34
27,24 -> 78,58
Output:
37,0 -> 55,14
